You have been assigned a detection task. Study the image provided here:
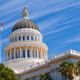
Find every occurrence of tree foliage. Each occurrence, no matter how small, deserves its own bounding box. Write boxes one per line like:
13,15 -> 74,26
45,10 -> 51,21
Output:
0,63 -> 18,80
59,61 -> 80,80
39,73 -> 52,80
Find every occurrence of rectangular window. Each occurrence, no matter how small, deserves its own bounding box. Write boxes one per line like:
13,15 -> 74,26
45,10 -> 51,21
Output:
36,51 -> 37,58
19,36 -> 21,41
33,51 -> 34,58
31,36 -> 33,40
23,36 -> 25,40
8,52 -> 10,60
18,51 -> 20,58
35,37 -> 36,41
23,50 -> 25,58
27,36 -> 29,40
27,50 -> 30,57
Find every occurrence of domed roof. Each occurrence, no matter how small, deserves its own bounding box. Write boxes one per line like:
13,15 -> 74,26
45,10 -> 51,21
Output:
12,7 -> 39,32
12,19 -> 39,32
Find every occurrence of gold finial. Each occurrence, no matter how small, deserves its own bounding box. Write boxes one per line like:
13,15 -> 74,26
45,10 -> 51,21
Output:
22,7 -> 29,19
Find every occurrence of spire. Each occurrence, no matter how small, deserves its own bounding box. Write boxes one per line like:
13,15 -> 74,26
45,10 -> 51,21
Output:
22,7 -> 29,19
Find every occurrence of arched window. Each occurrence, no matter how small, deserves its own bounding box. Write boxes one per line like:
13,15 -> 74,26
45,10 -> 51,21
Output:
27,50 -> 30,57
23,50 -> 25,58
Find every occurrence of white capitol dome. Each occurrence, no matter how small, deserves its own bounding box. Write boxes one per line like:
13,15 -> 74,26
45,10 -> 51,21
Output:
4,7 -> 48,73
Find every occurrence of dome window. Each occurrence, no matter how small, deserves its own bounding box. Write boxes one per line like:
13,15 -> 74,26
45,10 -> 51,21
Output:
19,36 -> 21,41
23,36 -> 25,41
27,36 -> 29,40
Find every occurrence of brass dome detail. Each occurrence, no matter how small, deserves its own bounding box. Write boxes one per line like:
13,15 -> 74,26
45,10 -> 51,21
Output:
12,19 -> 39,32
12,7 -> 39,32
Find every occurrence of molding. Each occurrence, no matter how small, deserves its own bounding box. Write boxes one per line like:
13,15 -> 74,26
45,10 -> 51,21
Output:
5,42 -> 48,51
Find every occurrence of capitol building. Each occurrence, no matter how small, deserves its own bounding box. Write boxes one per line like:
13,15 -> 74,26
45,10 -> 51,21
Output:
4,7 -> 80,80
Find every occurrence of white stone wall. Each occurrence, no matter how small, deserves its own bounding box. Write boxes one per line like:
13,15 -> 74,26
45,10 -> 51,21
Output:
19,52 -> 80,80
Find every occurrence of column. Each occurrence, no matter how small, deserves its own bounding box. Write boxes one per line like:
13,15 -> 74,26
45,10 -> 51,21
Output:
12,49 -> 14,59
42,53 -> 44,59
21,35 -> 22,41
7,50 -> 9,60
37,48 -> 39,58
35,49 -> 37,58
20,48 -> 22,58
14,48 -> 16,59
8,50 -> 10,60
38,48 -> 41,59
10,49 -> 12,60
30,36 -> 31,41
26,49 -> 27,58
41,49 -> 43,59
39,51 -> 41,59
29,48 -> 31,58
34,36 -> 35,41
34,49 -> 36,58
30,48 -> 32,58
33,50 -> 35,58
17,49 -> 19,58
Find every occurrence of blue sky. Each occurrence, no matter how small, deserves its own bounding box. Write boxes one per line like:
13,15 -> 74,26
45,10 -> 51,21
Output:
0,0 -> 80,62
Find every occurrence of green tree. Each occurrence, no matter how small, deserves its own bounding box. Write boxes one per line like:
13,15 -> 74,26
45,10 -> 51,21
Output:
76,61 -> 80,78
59,61 -> 76,80
39,73 -> 52,80
0,63 -> 18,80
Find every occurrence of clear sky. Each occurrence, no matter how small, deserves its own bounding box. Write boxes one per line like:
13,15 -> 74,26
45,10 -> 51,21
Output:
0,0 -> 80,62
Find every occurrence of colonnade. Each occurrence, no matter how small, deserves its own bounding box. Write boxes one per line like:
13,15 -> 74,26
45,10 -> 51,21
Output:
6,47 -> 47,61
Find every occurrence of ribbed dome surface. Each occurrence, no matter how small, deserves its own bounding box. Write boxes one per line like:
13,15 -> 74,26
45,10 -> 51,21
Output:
12,19 -> 39,32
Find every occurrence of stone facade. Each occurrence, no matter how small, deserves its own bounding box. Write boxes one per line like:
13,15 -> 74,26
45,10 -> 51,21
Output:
17,50 -> 80,80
